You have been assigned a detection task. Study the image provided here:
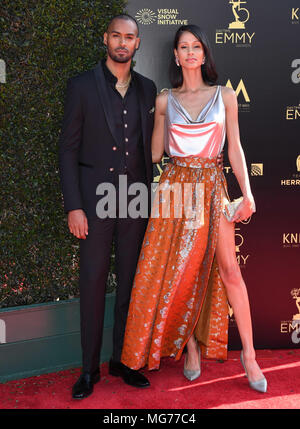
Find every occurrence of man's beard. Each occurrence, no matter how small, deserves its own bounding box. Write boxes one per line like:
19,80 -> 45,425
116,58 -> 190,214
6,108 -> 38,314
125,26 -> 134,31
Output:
107,46 -> 136,63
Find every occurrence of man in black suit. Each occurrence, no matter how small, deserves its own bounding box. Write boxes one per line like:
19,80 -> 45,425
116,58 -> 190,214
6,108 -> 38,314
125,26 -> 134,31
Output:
59,14 -> 156,399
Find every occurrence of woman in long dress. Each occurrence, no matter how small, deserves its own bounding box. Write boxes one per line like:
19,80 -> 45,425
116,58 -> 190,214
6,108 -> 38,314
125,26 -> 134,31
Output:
121,25 -> 267,392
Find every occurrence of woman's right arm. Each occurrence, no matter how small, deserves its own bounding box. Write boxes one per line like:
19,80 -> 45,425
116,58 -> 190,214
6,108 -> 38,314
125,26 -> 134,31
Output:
151,90 -> 168,164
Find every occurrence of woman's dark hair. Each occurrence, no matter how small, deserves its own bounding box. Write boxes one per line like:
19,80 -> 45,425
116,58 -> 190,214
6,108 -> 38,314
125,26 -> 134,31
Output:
169,25 -> 218,88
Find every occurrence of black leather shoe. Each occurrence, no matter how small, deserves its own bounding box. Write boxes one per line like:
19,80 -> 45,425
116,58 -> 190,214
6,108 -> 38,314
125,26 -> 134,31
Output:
109,360 -> 150,388
72,369 -> 100,399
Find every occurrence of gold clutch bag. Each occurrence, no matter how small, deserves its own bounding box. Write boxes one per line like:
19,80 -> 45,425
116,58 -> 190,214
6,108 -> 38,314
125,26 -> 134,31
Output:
223,197 -> 244,222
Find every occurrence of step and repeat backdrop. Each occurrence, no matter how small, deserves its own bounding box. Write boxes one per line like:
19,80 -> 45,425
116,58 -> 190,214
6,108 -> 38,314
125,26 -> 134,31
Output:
126,0 -> 300,350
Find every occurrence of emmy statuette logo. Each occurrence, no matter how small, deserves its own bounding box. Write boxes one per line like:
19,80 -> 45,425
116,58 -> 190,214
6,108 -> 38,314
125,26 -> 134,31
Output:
297,155 -> 300,172
291,289 -> 300,344
235,227 -> 250,266
291,289 -> 300,321
215,0 -> 255,47
228,0 -> 250,29
281,155 -> 300,187
281,289 -> 300,344
235,228 -> 244,254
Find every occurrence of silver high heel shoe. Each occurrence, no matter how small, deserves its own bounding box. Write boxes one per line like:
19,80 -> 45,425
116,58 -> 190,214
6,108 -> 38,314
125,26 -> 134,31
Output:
240,351 -> 267,393
184,345 -> 201,381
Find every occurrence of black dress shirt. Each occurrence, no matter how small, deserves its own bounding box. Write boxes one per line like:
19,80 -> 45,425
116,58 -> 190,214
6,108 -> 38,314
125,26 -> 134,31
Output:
102,60 -> 147,185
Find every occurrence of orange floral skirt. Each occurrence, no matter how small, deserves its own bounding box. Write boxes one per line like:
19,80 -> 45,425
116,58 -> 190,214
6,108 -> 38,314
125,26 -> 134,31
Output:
121,156 -> 229,370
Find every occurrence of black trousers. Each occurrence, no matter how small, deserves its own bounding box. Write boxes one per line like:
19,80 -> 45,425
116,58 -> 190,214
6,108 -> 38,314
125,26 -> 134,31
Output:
79,211 -> 148,373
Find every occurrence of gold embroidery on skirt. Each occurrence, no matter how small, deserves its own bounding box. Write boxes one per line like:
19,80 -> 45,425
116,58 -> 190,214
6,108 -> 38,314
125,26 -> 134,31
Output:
121,156 -> 229,370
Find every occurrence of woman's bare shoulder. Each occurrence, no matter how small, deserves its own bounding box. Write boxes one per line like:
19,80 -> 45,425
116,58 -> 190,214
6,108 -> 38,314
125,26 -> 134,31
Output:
156,88 -> 169,101
220,85 -> 237,108
155,89 -> 169,113
220,85 -> 237,100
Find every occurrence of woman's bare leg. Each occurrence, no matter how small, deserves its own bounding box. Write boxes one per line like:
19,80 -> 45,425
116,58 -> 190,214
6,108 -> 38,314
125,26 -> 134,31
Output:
185,334 -> 200,371
185,214 -> 264,379
215,212 -> 264,381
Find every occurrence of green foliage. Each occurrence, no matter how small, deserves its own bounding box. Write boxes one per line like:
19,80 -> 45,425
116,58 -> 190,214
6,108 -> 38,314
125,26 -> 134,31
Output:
0,0 -> 126,307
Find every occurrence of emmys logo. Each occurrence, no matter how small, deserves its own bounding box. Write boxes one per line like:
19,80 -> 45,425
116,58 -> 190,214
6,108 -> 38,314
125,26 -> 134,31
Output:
0,59 -> 6,83
226,79 -> 250,112
215,0 -> 255,47
291,289 -> 300,321
281,289 -> 300,344
291,7 -> 299,23
235,227 -> 250,266
297,155 -> 300,171
291,59 -> 300,84
135,8 -> 188,26
286,104 -> 300,120
251,163 -> 263,176
281,155 -> 300,186
228,0 -> 250,29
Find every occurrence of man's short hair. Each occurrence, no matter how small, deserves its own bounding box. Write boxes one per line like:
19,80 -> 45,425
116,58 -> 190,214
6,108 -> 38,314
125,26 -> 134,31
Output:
107,14 -> 139,36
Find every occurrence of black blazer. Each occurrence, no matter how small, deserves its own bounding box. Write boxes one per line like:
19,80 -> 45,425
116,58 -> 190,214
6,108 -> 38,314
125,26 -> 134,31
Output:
59,61 -> 157,218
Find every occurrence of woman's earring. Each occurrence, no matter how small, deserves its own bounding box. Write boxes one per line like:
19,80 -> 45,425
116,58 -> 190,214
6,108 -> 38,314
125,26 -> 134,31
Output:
175,57 -> 180,67
202,57 -> 206,65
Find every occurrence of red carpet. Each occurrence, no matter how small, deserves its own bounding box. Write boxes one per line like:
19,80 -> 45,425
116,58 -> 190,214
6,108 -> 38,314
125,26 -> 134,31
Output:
1,349 -> 300,410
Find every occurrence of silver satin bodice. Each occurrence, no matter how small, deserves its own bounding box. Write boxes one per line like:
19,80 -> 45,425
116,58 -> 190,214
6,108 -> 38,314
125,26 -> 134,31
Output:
164,85 -> 226,158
